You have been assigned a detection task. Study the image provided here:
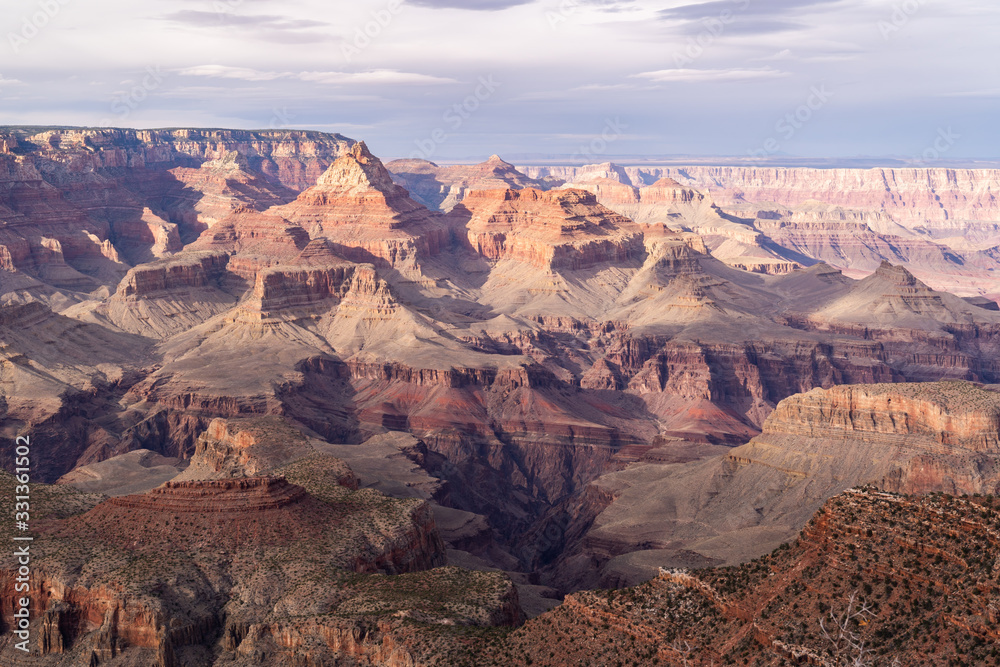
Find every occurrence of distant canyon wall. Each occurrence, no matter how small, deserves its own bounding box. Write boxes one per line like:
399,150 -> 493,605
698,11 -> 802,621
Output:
520,165 -> 1000,226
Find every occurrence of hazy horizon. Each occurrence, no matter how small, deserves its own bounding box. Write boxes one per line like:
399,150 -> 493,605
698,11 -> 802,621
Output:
2,0 -> 997,163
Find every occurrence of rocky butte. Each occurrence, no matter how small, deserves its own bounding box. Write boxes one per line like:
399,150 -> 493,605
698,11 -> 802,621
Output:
1,128 -> 1000,664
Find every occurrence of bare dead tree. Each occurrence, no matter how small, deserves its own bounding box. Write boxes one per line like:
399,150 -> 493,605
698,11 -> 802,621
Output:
818,591 -> 900,667
671,639 -> 696,667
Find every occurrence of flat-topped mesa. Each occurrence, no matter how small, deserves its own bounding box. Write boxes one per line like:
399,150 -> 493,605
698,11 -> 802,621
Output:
637,230 -> 711,278
758,382 -> 1000,450
113,251 -> 230,298
639,177 -> 703,204
732,382 -> 1000,497
561,177 -> 640,205
108,476 -> 309,512
182,416 -> 359,484
102,250 -> 236,336
568,161 -> 634,185
456,187 -> 645,270
233,261 -> 360,323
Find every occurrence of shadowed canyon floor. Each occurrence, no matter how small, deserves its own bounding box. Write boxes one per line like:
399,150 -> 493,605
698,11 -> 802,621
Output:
3,127 -> 1000,664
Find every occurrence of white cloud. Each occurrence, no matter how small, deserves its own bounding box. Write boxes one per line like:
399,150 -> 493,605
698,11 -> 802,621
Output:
631,68 -> 789,83
178,65 -> 288,81
177,66 -> 456,86
297,70 -> 458,85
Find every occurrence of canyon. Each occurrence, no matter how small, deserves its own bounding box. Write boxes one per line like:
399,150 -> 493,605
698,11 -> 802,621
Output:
3,127 -> 1000,664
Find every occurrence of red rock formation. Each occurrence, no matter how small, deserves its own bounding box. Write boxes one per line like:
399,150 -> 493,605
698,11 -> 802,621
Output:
454,187 -> 644,270
273,142 -> 449,271
160,151 -> 298,236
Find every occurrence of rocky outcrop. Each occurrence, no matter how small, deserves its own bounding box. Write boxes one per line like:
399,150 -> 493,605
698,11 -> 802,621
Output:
454,188 -> 644,270
273,142 -> 449,271
101,251 -> 235,336
113,251 -> 230,298
161,151 -> 298,235
179,416 -> 358,485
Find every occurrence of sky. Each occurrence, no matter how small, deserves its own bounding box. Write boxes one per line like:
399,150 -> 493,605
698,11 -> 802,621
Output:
1,0 -> 998,162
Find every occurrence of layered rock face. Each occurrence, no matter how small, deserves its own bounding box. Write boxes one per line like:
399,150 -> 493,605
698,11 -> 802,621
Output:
522,163 -> 1000,226
553,381 -> 1000,592
752,382 -> 1000,494
274,142 -> 449,271
0,128 -> 349,297
454,187 -> 644,270
523,161 -> 1000,297
161,151 -> 298,237
561,172 -> 804,276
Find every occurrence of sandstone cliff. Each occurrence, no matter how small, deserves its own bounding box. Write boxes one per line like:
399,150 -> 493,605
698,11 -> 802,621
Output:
453,187 -> 644,271
557,381 -> 1000,591
273,142 -> 449,272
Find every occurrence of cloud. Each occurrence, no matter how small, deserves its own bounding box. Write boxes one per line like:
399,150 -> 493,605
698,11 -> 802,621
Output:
659,0 -> 844,21
939,89 -> 1000,98
658,0 -> 848,34
178,66 -> 457,86
178,65 -> 287,81
631,67 -> 789,83
298,70 -> 458,85
164,10 -> 328,29
755,49 -> 793,61
161,10 -> 332,43
406,0 -> 534,9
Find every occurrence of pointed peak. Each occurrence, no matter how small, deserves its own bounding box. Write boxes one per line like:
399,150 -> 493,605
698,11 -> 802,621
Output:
872,260 -> 920,287
486,154 -> 508,164
349,141 -> 374,160
648,177 -> 684,189
315,140 -> 398,195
